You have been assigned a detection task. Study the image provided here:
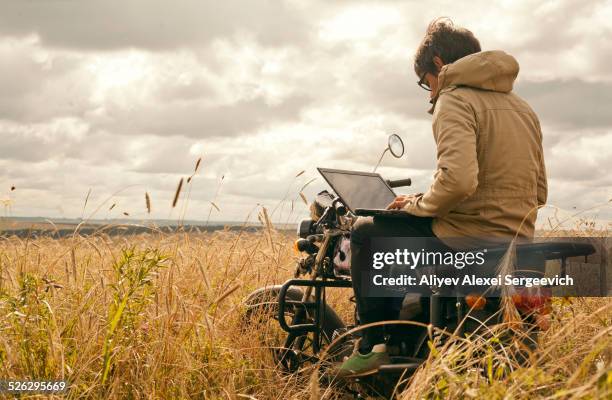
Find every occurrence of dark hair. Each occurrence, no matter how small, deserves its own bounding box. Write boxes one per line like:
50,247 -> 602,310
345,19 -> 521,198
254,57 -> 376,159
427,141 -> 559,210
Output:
414,17 -> 481,76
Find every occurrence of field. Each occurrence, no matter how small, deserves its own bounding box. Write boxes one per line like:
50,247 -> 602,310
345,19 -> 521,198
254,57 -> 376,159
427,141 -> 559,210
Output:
0,226 -> 610,399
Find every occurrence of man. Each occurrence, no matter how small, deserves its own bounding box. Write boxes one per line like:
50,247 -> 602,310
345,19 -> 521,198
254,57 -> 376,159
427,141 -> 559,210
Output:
336,18 -> 547,377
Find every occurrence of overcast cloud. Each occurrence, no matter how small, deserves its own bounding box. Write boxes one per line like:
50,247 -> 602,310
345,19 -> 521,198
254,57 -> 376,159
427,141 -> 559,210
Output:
0,0 -> 610,226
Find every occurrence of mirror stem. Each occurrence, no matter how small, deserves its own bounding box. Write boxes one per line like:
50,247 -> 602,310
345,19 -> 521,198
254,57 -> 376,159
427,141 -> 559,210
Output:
373,148 -> 389,173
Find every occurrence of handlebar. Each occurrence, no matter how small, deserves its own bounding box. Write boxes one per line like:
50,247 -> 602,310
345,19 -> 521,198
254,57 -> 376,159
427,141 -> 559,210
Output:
386,178 -> 412,188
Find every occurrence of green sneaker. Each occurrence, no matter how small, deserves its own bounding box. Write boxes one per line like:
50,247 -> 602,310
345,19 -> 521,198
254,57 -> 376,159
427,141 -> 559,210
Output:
334,344 -> 390,378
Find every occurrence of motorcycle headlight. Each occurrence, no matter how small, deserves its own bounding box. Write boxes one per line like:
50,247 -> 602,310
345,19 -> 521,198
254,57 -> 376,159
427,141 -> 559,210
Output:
297,219 -> 314,239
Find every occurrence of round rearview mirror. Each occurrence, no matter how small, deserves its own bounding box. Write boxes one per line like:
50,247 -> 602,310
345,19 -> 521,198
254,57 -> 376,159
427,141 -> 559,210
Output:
388,134 -> 404,158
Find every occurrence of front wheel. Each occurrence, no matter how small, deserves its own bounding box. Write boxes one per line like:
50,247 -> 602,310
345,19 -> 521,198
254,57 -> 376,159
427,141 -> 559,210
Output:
243,285 -> 348,372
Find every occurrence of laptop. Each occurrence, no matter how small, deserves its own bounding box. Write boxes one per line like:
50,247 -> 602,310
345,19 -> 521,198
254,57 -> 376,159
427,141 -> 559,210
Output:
317,168 -> 413,218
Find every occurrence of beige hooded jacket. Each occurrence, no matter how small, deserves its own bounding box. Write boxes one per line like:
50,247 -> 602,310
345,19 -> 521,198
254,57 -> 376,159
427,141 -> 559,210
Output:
403,50 -> 547,240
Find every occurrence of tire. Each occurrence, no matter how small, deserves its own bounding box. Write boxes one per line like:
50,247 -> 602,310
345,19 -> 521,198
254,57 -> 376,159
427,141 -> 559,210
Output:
243,285 -> 348,370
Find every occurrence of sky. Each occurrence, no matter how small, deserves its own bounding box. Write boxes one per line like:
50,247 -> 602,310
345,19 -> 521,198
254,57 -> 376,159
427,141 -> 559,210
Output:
0,0 -> 610,226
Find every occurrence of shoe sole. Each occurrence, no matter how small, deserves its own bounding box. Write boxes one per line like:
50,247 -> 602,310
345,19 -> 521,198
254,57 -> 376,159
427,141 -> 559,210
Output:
341,367 -> 381,379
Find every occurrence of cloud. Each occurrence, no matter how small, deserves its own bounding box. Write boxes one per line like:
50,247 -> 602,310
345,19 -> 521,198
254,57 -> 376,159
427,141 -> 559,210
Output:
353,59 -> 432,120
515,79 -> 612,131
0,0 -> 610,221
0,38 -> 93,123
92,93 -> 311,138
545,132 -> 612,184
0,0 -> 313,50
0,118 -> 88,162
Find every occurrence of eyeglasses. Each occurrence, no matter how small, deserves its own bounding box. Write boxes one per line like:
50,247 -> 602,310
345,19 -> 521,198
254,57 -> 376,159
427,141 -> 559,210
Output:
417,72 -> 431,91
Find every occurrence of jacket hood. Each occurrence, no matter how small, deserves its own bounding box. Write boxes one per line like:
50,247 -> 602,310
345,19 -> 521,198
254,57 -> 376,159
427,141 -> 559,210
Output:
437,50 -> 519,94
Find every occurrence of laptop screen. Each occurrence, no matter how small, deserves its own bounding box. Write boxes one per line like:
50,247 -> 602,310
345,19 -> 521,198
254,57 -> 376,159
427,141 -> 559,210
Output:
318,168 -> 397,212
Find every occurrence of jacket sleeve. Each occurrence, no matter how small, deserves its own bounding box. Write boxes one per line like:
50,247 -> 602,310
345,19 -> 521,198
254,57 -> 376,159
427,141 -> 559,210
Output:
535,117 -> 548,206
403,92 -> 479,217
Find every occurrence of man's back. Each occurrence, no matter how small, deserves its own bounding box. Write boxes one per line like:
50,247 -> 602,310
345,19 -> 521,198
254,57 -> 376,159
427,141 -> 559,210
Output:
405,51 -> 547,240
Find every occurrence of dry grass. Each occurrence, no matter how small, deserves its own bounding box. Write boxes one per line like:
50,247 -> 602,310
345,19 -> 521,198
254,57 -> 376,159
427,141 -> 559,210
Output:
0,227 -> 610,399
396,298 -> 611,399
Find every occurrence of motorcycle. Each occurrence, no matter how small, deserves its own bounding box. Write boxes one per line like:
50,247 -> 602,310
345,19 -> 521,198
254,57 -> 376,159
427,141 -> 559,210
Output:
243,134 -> 595,395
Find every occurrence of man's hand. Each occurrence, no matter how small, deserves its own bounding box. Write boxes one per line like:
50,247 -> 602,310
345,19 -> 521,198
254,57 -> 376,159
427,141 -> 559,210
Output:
386,194 -> 419,210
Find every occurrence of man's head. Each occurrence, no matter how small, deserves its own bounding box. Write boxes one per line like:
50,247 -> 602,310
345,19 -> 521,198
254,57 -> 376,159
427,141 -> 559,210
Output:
414,18 -> 481,98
